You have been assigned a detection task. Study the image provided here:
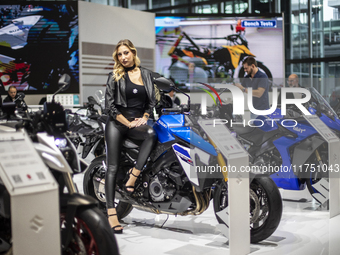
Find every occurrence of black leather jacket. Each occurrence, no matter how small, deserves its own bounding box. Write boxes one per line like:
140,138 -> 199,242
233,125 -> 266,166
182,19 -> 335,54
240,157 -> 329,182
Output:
105,66 -> 157,119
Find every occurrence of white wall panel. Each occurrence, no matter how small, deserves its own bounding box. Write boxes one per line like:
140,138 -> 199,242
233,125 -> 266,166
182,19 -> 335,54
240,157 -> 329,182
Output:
78,1 -> 155,103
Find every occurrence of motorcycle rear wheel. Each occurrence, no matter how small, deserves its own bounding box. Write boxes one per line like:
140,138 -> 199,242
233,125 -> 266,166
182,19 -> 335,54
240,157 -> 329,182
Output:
83,155 -> 133,220
60,206 -> 119,255
213,177 -> 282,243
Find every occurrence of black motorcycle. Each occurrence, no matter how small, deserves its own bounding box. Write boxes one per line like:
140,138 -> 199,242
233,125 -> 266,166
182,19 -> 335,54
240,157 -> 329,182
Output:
0,74 -> 119,255
67,94 -> 106,163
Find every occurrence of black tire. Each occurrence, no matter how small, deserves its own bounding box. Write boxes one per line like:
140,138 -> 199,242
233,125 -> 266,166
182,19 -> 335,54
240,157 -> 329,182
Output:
213,177 -> 282,243
83,155 -> 133,220
60,206 -> 119,255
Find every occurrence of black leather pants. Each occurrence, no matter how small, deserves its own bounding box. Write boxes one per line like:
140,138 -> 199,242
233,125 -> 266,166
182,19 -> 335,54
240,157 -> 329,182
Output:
105,115 -> 156,209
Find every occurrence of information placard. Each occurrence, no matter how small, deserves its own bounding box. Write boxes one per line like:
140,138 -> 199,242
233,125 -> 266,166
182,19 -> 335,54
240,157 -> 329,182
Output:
198,119 -> 250,255
198,119 -> 248,159
304,115 -> 340,218
0,131 -> 54,189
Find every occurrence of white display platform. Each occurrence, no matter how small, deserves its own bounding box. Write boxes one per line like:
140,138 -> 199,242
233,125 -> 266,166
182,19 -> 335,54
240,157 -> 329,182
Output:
104,187 -> 340,255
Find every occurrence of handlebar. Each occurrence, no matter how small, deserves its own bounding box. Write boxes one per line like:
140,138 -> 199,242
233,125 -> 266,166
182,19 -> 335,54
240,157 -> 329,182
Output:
162,104 -> 190,115
162,108 -> 182,113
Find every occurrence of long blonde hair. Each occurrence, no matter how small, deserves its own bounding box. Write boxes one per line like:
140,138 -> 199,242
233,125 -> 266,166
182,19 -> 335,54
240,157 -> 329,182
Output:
112,39 -> 141,81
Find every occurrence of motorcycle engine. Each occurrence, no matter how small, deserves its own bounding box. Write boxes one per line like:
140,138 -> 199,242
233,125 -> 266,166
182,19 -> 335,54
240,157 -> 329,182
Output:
149,170 -> 176,202
253,150 -> 282,171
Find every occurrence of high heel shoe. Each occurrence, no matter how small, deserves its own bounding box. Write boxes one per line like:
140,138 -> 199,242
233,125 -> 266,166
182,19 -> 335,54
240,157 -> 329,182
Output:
124,168 -> 140,195
108,214 -> 123,234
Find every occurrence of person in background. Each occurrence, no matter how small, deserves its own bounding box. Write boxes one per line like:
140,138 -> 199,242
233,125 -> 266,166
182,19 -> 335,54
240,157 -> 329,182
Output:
3,86 -> 26,109
104,39 -> 157,234
286,74 -> 301,88
3,86 -> 18,103
167,88 -> 181,108
277,74 -> 304,105
234,57 -> 269,119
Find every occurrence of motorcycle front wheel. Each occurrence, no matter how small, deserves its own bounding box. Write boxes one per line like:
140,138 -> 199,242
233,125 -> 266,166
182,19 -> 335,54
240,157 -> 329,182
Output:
60,206 -> 119,255
213,177 -> 282,243
83,155 -> 133,220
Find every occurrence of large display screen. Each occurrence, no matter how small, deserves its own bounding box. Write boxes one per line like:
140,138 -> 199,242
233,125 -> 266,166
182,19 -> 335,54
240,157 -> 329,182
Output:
155,15 -> 283,90
0,2 -> 79,94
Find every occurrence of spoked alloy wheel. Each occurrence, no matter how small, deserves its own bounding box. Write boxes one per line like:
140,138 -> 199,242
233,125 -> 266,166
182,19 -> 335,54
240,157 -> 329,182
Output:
83,155 -> 133,220
213,177 -> 282,243
83,156 -> 107,212
60,207 -> 119,255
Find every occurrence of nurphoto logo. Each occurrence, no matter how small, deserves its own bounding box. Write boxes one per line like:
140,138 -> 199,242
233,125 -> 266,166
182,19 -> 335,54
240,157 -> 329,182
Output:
201,86 -> 311,116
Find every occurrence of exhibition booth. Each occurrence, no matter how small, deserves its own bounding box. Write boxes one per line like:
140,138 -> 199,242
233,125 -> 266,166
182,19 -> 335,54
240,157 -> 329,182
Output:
0,1 -> 340,255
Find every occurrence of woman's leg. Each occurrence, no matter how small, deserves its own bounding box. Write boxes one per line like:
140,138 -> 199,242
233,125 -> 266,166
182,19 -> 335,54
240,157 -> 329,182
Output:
105,118 -> 125,230
125,125 -> 156,192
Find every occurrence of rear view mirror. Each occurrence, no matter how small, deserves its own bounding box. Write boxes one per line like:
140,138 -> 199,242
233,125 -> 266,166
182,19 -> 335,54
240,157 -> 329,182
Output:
51,73 -> 71,103
58,74 -> 71,91
88,96 -> 98,105
17,92 -> 25,100
154,77 -> 174,93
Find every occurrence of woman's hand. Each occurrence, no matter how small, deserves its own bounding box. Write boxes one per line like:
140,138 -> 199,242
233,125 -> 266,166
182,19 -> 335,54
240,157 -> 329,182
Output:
128,120 -> 138,129
134,117 -> 148,127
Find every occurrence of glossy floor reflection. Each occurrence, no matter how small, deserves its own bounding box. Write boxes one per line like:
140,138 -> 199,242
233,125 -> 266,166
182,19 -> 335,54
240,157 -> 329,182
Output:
74,173 -> 340,255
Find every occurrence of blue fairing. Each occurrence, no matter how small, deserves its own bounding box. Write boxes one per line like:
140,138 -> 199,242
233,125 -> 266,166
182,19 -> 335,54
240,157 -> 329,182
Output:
271,120 -> 318,190
171,127 -> 217,156
153,115 -> 185,143
309,107 -> 340,131
153,114 -> 217,156
268,108 -> 284,119
253,106 -> 339,190
259,108 -> 318,190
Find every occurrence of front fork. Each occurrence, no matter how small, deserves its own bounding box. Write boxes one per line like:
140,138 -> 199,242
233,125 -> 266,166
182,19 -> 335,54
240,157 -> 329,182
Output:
314,149 -> 324,180
63,172 -> 77,194
61,172 -> 96,251
208,137 -> 228,182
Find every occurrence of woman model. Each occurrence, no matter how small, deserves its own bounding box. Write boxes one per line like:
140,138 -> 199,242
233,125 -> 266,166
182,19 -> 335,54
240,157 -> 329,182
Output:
105,39 -> 157,234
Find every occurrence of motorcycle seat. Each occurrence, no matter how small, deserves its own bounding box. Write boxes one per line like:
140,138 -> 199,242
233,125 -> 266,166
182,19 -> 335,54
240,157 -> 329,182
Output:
123,138 -> 141,149
232,125 -> 256,135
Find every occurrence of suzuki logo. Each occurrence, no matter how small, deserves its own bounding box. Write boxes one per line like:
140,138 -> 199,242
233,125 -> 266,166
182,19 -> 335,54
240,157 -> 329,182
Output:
333,153 -> 338,161
158,120 -> 167,129
30,215 -> 43,233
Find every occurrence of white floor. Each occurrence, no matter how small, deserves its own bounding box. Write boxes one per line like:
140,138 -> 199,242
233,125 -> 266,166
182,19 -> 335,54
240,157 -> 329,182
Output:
74,174 -> 340,255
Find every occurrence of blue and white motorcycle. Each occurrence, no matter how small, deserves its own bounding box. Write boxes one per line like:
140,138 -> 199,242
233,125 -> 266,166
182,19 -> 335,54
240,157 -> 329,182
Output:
230,87 -> 340,204
83,77 -> 282,243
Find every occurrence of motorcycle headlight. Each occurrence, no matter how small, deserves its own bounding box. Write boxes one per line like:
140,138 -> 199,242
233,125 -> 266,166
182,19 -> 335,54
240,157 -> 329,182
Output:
55,138 -> 68,148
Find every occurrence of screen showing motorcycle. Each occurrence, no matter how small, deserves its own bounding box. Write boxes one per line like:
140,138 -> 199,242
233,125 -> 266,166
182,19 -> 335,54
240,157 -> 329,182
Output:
0,3 -> 79,94
155,15 -> 284,91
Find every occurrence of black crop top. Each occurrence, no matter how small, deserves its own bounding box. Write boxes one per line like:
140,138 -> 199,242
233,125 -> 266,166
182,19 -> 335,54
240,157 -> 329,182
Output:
125,73 -> 147,109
